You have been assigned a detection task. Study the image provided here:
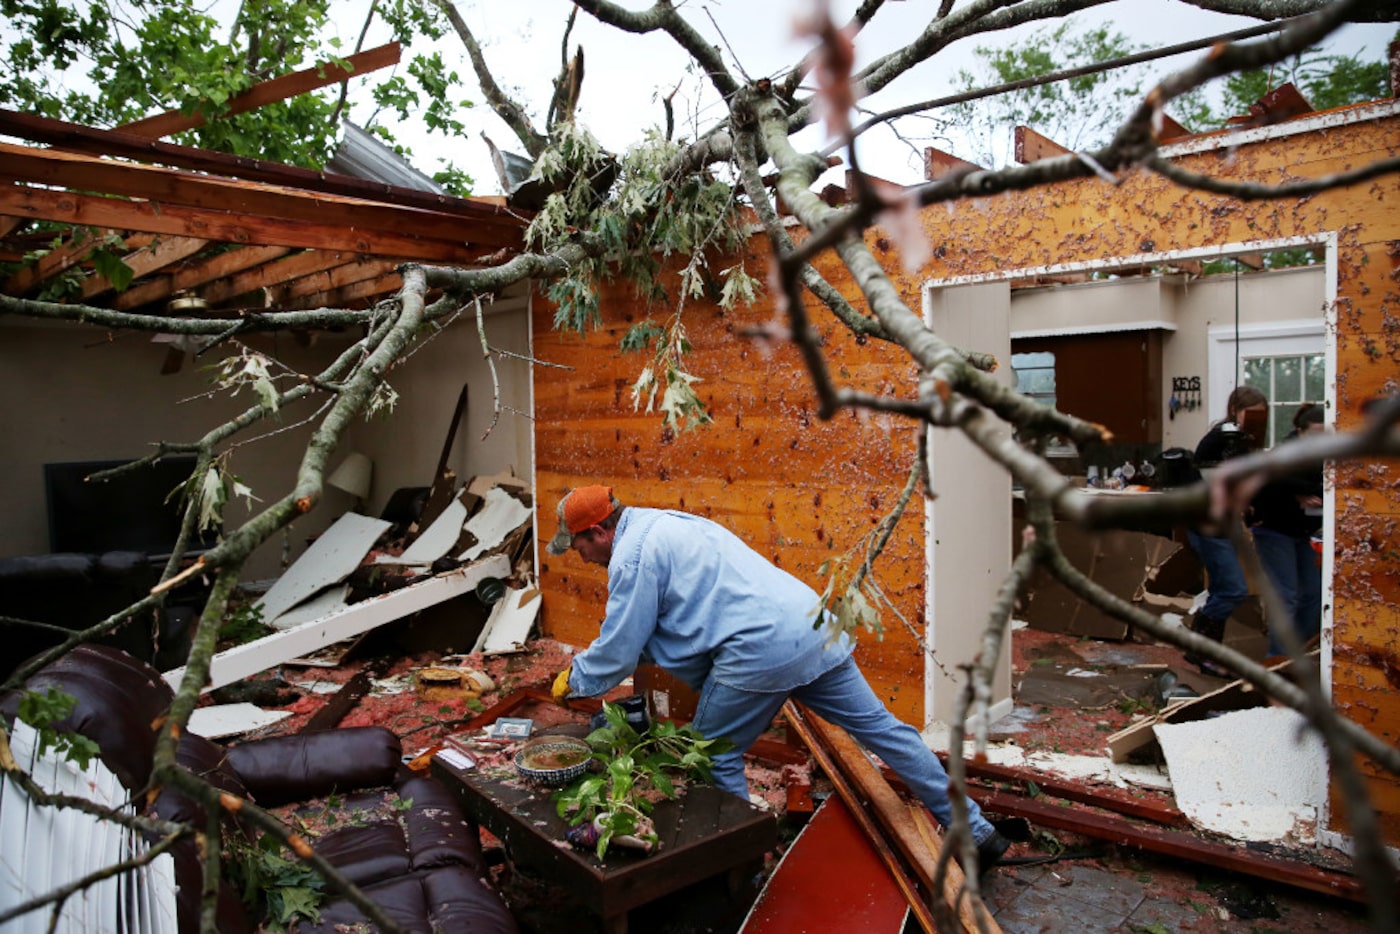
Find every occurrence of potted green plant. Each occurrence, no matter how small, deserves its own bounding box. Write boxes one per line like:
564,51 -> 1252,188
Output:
553,701 -> 732,859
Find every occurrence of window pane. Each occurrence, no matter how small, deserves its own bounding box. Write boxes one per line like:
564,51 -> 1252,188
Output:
1275,356 -> 1302,402
1270,405 -> 1289,447
1026,370 -> 1056,394
1243,357 -> 1271,393
1304,354 -> 1325,401
1012,352 -> 1054,369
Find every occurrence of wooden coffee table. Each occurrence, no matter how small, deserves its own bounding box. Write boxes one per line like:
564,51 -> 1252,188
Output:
431,752 -> 777,933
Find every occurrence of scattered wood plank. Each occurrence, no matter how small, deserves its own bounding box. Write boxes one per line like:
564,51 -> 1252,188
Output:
298,657 -> 391,733
971,788 -> 1364,903
792,704 -> 996,934
783,703 -> 940,934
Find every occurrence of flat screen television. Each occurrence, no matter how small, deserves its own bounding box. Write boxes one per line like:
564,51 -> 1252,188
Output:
44,456 -> 214,556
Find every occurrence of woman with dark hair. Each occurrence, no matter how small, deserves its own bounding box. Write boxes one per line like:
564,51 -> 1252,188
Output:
1250,402 -> 1326,656
1185,385 -> 1268,678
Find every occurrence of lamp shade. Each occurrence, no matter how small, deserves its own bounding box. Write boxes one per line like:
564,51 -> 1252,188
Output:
327,452 -> 373,500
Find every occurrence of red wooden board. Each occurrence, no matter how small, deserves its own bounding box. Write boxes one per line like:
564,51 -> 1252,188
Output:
740,796 -> 909,933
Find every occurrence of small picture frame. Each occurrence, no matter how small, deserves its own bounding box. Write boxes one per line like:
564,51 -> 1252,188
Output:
487,717 -> 534,740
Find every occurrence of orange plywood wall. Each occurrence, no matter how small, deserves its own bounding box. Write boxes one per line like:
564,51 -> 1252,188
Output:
533,104 -> 1400,837
532,236 -> 931,725
884,107 -> 1400,841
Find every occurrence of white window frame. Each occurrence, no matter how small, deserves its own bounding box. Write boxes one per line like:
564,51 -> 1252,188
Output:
1207,319 -> 1327,426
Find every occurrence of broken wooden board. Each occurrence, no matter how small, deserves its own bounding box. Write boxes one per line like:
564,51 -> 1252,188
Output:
971,787 -> 1363,903
1106,654 -> 1299,763
257,512 -> 391,624
740,797 -> 908,934
165,555 -> 509,691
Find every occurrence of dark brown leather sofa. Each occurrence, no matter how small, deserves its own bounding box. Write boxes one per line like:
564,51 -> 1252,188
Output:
1,645 -> 518,934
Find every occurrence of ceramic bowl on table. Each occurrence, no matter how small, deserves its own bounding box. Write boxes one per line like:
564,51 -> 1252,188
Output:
513,735 -> 594,785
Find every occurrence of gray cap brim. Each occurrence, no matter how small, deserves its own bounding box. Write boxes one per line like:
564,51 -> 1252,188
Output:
545,519 -> 573,555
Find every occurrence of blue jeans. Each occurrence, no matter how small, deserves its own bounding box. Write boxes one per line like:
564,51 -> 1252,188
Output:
691,656 -> 997,844
1186,530 -> 1249,621
1252,527 -> 1322,655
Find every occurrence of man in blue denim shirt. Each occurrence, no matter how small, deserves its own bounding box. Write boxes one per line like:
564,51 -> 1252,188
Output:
546,484 -> 1011,868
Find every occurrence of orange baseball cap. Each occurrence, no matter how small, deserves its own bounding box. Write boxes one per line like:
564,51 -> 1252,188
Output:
546,485 -> 620,554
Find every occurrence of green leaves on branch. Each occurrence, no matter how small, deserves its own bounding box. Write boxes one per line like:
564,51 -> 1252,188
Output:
15,687 -> 101,771
225,833 -> 326,932
526,124 -> 759,430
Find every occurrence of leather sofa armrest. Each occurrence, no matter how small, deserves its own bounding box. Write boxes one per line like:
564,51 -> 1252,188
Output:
225,726 -> 401,807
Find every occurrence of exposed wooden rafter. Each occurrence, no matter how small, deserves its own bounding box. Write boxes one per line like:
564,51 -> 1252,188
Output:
114,43 -> 403,139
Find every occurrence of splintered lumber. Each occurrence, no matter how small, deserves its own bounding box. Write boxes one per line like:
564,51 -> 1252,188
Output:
784,705 -> 1002,929
782,702 -> 938,934
972,789 -> 1365,903
741,796 -> 908,934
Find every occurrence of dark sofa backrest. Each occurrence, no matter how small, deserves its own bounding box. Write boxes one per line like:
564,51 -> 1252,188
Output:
0,644 -> 175,791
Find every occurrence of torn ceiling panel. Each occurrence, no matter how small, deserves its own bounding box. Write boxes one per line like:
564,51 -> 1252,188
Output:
256,512 -> 391,624
1154,705 -> 1326,844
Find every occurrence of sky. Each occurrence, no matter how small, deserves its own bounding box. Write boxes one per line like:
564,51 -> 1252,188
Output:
340,1 -> 1396,196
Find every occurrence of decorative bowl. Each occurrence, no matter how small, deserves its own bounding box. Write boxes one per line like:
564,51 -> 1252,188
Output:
513,735 -> 593,786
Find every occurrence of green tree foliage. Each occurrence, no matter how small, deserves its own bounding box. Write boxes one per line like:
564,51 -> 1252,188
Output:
948,23 -> 1145,168
0,0 -> 473,173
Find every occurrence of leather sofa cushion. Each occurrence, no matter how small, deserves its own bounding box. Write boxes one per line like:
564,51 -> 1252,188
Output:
151,732 -> 250,827
0,645 -> 173,790
398,775 -> 485,873
315,819 -> 412,888
423,865 -> 520,934
226,726 -> 400,806
299,875 -> 434,934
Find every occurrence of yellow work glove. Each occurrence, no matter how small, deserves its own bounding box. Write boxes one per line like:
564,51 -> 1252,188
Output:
551,666 -> 573,706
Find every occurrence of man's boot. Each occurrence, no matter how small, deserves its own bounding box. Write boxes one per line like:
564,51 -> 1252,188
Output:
1184,614 -> 1232,679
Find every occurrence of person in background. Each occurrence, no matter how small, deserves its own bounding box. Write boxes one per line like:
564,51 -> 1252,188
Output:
545,484 -> 1016,870
1186,385 -> 1269,678
1250,402 -> 1326,657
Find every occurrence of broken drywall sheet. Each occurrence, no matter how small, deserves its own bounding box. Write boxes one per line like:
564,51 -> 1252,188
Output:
377,493 -> 470,566
257,512 -> 391,624
269,584 -> 349,632
188,703 -> 292,739
475,586 -> 542,655
1154,705 -> 1326,843
457,487 -> 531,562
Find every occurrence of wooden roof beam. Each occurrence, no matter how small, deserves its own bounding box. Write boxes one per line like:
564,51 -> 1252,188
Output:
3,228 -> 139,295
292,270 -> 406,311
0,108 -> 522,225
924,146 -> 983,181
0,142 -> 523,252
115,43 -> 402,139
1014,125 -> 1071,164
0,184 -> 481,263
274,258 -> 400,303
113,245 -> 292,311
80,236 -> 209,301
201,249 -> 365,305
